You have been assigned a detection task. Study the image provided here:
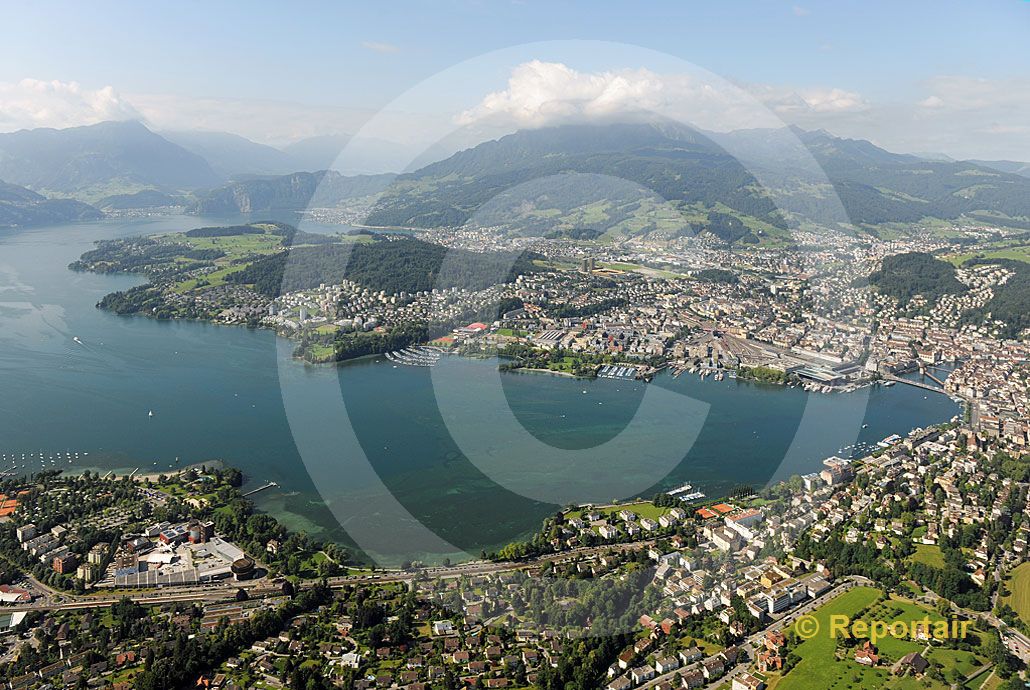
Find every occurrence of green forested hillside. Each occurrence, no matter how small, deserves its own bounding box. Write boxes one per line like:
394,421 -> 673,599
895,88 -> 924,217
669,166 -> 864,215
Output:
867,252 -> 967,303
363,123 -> 1030,237
798,129 -> 1030,227
363,123 -> 787,237
96,189 -> 186,210
228,236 -> 540,296
0,180 -> 103,227
192,170 -> 395,214
960,258 -> 1030,338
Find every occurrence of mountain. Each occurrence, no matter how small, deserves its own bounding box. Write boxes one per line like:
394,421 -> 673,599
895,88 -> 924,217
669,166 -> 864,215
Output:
363,122 -> 788,240
913,152 -> 956,162
281,135 -> 351,172
968,159 -> 1030,179
0,121 -> 220,200
797,129 -> 1030,227
0,180 -> 103,227
708,126 -> 1030,229
161,130 -> 298,178
365,121 -> 1030,238
95,189 -> 188,211
282,134 -> 411,175
191,170 -> 395,215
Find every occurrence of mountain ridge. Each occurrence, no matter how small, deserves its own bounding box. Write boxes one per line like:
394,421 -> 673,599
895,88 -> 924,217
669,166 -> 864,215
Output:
363,122 -> 788,239
0,179 -> 103,227
0,120 -> 220,200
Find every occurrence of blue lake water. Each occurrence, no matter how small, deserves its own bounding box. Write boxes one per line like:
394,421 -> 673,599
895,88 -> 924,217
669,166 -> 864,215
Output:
0,216 -> 961,563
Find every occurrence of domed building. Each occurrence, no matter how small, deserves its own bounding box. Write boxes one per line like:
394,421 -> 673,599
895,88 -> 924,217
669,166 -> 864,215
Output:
231,556 -> 256,581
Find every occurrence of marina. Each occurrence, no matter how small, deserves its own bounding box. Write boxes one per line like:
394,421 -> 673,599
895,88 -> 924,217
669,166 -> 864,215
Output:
666,482 -> 707,502
597,364 -> 639,380
384,346 -> 443,367
0,217 -> 964,553
0,450 -> 90,472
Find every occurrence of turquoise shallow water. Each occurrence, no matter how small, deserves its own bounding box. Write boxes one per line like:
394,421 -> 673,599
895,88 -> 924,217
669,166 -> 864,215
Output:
0,216 -> 960,560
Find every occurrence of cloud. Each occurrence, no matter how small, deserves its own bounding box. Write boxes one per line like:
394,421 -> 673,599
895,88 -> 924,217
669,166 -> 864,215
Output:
792,5 -> 810,17
919,75 -> 1030,112
919,95 -> 945,109
456,61 -> 869,136
361,41 -> 399,54
458,61 -> 663,128
795,87 -> 868,113
0,79 -> 141,130
456,60 -> 801,132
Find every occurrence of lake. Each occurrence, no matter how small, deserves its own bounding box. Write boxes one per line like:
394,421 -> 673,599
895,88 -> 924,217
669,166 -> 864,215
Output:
0,216 -> 961,564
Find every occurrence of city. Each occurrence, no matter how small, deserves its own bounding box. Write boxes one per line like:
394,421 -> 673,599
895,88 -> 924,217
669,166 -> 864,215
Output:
1,2 -> 1030,689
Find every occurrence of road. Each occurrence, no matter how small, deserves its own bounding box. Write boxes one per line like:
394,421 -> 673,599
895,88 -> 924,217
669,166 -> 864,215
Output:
638,576 -> 870,689
2,540 -> 656,613
920,586 -> 1030,664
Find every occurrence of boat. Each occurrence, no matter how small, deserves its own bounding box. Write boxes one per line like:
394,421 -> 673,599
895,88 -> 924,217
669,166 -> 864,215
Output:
148,410 -> 154,418
883,380 -> 895,387
862,423 -> 869,429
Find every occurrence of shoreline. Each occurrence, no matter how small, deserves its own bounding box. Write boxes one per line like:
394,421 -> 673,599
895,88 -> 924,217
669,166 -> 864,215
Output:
507,366 -> 588,379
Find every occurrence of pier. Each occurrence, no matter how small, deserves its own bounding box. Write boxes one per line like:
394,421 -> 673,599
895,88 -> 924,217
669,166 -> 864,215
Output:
242,481 -> 279,497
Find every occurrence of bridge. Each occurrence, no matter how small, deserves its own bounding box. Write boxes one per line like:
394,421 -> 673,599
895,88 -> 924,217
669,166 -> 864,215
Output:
883,375 -> 949,395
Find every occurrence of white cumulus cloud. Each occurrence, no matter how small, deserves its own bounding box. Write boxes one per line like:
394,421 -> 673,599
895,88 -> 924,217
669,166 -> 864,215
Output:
456,61 -> 670,128
0,79 -> 141,130
456,61 -> 867,133
457,61 -> 784,132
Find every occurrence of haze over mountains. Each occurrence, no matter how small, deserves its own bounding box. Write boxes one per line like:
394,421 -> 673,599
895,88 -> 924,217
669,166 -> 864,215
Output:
2,119 -> 1030,236
365,122 -> 1030,239
0,180 -> 103,227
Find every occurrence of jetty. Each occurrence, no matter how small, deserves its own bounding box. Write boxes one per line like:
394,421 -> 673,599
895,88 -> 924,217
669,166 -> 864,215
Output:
242,481 -> 279,497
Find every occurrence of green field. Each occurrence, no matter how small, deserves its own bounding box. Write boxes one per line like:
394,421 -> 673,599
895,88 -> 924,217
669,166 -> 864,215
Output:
776,586 -> 982,690
908,544 -> 946,569
181,232 -> 284,255
597,261 -> 685,279
165,224 -> 370,295
173,263 -> 250,292
1001,561 -> 1030,625
564,500 -> 670,523
924,647 -> 983,679
945,243 -> 1030,266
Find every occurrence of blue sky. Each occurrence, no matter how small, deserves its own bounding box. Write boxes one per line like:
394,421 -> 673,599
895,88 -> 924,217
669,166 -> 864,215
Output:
1,1 -> 1028,159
